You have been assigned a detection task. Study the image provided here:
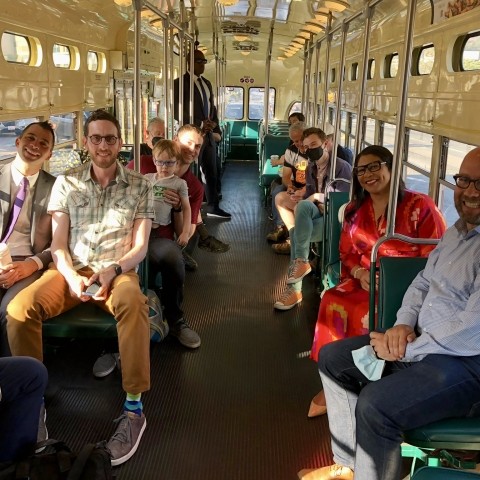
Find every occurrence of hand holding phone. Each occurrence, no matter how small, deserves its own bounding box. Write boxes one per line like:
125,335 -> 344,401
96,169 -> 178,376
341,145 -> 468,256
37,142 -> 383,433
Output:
84,282 -> 100,297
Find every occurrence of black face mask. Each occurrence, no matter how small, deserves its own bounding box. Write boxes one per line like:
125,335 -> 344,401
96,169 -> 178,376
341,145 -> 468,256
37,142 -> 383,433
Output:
307,146 -> 324,162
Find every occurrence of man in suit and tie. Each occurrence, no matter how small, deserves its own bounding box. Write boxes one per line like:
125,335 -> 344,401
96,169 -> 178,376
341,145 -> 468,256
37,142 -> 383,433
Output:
174,49 -> 231,219
0,121 -> 56,356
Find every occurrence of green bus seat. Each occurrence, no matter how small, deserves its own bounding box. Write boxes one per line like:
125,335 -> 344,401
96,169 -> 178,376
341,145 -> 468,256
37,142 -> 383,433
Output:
377,256 -> 427,326
377,256 -> 480,473
412,466 -> 480,479
404,417 -> 480,450
260,161 -> 280,205
43,303 -> 117,339
321,191 -> 350,289
42,260 -> 152,340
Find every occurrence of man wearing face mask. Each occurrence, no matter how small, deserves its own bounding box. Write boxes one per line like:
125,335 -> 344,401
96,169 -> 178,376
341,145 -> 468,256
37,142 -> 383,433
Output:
274,127 -> 352,311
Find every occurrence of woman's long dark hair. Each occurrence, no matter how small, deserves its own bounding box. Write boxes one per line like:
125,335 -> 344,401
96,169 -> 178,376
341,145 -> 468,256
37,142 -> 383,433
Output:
345,145 -> 405,222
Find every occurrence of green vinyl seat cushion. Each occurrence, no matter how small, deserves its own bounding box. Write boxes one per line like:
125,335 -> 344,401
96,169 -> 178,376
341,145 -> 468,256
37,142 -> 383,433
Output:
42,302 -> 117,339
404,417 -> 480,449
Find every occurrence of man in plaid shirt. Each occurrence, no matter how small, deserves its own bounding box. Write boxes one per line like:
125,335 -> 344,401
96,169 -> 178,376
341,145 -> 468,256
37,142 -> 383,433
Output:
7,109 -> 154,466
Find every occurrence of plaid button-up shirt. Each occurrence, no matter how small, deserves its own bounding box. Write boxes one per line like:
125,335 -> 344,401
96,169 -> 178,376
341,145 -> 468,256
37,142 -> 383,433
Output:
48,161 -> 154,272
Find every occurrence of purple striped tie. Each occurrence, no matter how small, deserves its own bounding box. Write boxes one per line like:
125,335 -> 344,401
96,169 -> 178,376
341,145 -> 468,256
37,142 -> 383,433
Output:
2,177 -> 29,243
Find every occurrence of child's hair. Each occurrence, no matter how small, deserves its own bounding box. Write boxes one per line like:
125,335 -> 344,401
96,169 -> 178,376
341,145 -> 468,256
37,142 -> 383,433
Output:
152,139 -> 182,162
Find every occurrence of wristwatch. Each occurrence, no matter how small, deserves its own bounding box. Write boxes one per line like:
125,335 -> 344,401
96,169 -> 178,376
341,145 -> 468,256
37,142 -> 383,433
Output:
112,263 -> 122,276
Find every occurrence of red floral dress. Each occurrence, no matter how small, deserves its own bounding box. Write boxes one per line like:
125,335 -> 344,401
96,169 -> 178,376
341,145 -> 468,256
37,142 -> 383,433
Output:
310,190 -> 447,362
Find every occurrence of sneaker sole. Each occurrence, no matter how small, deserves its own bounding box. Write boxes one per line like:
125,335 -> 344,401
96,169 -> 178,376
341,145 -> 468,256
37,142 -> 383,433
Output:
286,267 -> 312,285
110,418 -> 147,467
274,298 -> 302,311
206,213 -> 231,219
93,356 -> 117,378
173,335 -> 201,349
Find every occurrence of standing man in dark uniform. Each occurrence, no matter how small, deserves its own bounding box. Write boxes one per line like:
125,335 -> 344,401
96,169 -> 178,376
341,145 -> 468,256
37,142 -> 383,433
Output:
174,49 -> 231,219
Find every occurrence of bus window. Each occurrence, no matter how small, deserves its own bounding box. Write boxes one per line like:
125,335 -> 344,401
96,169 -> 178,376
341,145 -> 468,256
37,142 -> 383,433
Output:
49,113 -> 77,143
461,32 -> 480,71
404,130 -> 433,196
53,43 -> 80,70
367,59 -> 375,79
222,87 -> 244,120
351,62 -> 358,81
385,53 -> 399,78
382,122 -> 397,150
349,113 -> 357,149
1,32 -> 30,64
363,117 -> 375,147
417,45 -> 435,75
87,51 -> 98,72
0,117 -> 38,161
248,87 -> 275,120
440,140 -> 476,225
288,102 -> 302,118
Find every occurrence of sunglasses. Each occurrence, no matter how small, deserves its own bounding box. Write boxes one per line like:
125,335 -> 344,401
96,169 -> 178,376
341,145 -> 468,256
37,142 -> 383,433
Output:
194,59 -> 208,64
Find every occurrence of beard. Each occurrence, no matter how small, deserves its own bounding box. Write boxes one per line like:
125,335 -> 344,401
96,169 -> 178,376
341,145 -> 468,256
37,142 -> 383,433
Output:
454,194 -> 480,226
90,152 -> 117,169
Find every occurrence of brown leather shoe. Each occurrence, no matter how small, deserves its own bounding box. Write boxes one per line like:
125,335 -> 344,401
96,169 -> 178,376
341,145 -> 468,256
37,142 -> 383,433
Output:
297,464 -> 354,480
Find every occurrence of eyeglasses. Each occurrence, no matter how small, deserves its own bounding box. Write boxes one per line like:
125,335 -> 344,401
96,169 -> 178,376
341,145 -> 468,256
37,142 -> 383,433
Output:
353,160 -> 387,177
88,135 -> 118,145
154,159 -> 176,167
453,175 -> 480,191
194,59 -> 208,64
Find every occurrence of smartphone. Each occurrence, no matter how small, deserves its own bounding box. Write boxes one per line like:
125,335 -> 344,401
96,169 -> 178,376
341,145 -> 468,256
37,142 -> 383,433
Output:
84,282 -> 100,297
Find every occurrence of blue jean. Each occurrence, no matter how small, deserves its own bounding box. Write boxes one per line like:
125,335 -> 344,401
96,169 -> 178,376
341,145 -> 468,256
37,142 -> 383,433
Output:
290,200 -> 324,292
271,182 -> 287,227
148,237 -> 185,326
318,335 -> 480,480
0,356 -> 48,462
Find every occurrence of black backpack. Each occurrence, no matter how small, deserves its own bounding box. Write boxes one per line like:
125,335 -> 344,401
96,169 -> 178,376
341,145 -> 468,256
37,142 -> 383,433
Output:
0,439 -> 113,480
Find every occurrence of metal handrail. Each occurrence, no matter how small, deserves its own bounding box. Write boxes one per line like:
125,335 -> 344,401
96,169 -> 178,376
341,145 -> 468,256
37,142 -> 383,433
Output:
368,235 -> 440,331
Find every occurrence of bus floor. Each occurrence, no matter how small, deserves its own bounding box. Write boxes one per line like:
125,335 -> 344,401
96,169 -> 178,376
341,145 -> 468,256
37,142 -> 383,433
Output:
43,160 -> 332,480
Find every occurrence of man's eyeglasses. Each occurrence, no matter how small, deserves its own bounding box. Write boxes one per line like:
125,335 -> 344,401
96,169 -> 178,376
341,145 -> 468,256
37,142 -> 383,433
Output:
88,135 -> 118,145
194,59 -> 208,64
353,160 -> 387,177
154,159 -> 176,167
453,175 -> 480,191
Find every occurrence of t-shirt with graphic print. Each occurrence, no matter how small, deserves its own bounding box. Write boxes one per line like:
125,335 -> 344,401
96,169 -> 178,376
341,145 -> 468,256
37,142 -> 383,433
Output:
145,174 -> 188,226
283,144 -> 309,189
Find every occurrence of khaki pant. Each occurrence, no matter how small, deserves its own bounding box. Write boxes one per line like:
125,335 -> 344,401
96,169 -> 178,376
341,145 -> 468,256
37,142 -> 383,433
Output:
6,266 -> 150,394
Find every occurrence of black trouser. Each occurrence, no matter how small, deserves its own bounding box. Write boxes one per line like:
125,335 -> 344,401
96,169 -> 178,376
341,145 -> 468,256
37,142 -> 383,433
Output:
199,134 -> 220,207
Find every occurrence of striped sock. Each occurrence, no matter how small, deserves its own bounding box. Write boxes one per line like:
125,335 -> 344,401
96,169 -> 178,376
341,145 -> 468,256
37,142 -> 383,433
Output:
124,393 -> 143,416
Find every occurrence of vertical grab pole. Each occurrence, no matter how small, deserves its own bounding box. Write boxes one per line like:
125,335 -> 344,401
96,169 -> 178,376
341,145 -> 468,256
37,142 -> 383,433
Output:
385,0 -> 417,237
305,37 -> 313,125
354,5 -> 374,157
312,40 -> 321,126
133,0 -> 143,172
162,17 -> 171,138
321,13 -> 333,128
331,21 -> 349,177
301,44 -> 308,117
178,33 -> 185,128
264,26 -> 273,133
369,0 -> 418,330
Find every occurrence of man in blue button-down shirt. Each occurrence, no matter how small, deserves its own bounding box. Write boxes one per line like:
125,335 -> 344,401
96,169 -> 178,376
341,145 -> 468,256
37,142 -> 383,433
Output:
298,146 -> 480,480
